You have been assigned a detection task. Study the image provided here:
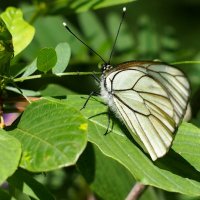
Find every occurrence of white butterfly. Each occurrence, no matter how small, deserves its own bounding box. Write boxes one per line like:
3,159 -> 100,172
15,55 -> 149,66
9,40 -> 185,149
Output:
100,61 -> 190,160
63,7 -> 190,161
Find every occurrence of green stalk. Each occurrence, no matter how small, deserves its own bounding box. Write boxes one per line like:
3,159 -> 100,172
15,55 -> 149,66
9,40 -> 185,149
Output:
13,72 -> 101,82
171,60 -> 200,65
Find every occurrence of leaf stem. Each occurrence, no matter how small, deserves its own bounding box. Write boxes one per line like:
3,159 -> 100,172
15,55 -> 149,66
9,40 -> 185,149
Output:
125,182 -> 147,200
171,60 -> 200,65
13,72 -> 101,83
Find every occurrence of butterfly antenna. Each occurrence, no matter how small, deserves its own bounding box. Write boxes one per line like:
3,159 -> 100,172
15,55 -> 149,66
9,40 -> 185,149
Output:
108,7 -> 126,65
63,22 -> 107,64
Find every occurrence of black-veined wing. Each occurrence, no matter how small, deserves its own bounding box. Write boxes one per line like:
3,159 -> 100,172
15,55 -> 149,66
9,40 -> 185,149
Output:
101,61 -> 190,161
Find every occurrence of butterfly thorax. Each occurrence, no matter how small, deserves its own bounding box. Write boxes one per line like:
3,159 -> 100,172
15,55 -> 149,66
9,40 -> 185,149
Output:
100,63 -> 118,114
101,63 -> 114,96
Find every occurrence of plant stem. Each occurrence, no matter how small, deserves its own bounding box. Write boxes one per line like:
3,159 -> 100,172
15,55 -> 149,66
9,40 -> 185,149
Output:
125,182 -> 147,200
13,72 -> 101,83
171,60 -> 200,65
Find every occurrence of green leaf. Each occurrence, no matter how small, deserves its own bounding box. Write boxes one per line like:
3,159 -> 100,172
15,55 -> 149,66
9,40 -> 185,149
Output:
66,95 -> 200,196
40,83 -> 76,96
69,0 -> 136,13
1,7 -> 35,56
0,188 -> 16,200
21,59 -> 37,77
52,42 -> 71,74
78,143 -> 136,200
0,18 -> 13,74
0,129 -> 21,184
140,187 -> 164,200
8,187 -> 32,200
37,48 -> 57,72
6,86 -> 41,96
9,98 -> 88,172
8,169 -> 55,200
172,122 -> 200,172
78,145 -> 163,200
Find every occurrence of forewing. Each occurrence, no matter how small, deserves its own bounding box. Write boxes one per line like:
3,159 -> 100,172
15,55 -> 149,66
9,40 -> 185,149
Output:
109,69 -> 176,160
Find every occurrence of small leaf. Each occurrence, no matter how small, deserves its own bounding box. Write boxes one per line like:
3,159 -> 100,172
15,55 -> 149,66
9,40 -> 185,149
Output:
0,129 -> 21,184
9,98 -> 88,172
1,7 -> 35,56
52,42 -> 71,74
21,59 -> 37,77
37,48 -> 57,72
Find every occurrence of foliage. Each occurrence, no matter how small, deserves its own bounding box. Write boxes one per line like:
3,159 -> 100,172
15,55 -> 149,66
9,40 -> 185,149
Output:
0,0 -> 200,199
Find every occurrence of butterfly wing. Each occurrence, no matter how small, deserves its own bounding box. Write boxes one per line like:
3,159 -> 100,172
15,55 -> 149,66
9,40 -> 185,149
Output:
101,62 -> 190,160
146,63 -> 190,125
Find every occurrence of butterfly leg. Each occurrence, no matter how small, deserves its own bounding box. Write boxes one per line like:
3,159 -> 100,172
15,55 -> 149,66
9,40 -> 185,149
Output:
104,109 -> 114,135
80,72 -> 100,110
91,72 -> 100,83
87,109 -> 114,135
80,91 -> 100,110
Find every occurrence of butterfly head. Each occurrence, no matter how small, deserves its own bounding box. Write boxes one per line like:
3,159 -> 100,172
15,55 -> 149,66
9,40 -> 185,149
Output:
101,63 -> 113,75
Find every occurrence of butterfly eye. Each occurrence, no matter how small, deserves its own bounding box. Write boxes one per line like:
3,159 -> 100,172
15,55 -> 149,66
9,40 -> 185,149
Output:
101,64 -> 106,71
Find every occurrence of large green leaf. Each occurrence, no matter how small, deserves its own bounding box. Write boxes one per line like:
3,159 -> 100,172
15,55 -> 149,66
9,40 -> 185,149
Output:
9,98 -> 88,172
1,7 -> 35,56
66,95 -> 200,196
0,129 -> 21,184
